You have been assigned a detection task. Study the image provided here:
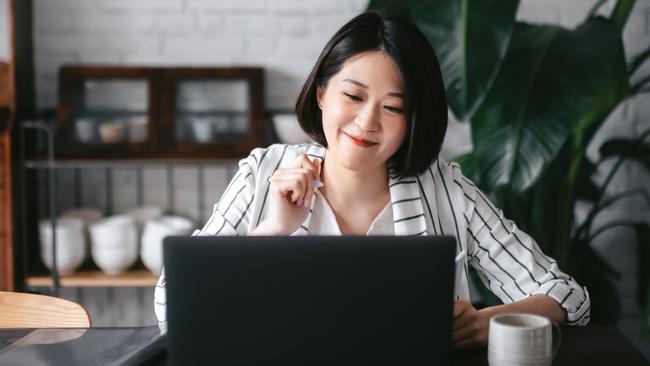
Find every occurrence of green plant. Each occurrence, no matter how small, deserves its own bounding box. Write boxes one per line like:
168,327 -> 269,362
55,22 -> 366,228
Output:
368,0 -> 650,329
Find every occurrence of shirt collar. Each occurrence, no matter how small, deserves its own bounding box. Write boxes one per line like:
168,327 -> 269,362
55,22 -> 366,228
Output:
294,148 -> 428,236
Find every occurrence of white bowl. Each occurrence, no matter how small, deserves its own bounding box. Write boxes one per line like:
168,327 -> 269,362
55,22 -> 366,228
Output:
91,246 -> 138,275
39,218 -> 86,276
75,118 -> 97,143
127,116 -> 148,142
123,206 -> 164,231
191,117 -> 214,143
141,216 -> 194,275
61,208 -> 103,226
99,121 -> 126,143
61,207 -> 104,254
89,215 -> 138,250
271,114 -> 312,144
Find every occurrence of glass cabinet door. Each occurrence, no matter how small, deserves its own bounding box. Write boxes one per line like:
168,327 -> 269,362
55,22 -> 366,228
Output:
56,66 -> 265,159
74,79 -> 150,145
174,79 -> 250,144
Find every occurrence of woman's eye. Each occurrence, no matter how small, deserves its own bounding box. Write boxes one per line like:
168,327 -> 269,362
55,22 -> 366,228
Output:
343,92 -> 363,102
384,106 -> 404,114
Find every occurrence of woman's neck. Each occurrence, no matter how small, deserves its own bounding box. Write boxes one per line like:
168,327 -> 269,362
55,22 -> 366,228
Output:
319,155 -> 390,209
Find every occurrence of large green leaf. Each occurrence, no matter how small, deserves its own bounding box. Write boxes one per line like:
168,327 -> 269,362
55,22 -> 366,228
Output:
367,0 -> 519,120
471,17 -> 629,192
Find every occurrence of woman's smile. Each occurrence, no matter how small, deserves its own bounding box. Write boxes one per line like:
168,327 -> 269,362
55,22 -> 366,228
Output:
343,132 -> 378,147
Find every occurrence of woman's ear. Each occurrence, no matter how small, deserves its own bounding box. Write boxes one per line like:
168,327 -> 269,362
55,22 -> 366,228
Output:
316,85 -> 325,110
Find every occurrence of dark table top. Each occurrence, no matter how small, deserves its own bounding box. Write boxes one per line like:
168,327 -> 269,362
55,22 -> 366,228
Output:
0,325 -> 647,365
0,326 -> 166,366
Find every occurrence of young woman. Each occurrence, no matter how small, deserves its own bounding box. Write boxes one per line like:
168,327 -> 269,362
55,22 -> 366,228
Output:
155,12 -> 590,348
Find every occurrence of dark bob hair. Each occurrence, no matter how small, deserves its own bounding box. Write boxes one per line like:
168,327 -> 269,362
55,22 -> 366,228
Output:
295,11 -> 448,178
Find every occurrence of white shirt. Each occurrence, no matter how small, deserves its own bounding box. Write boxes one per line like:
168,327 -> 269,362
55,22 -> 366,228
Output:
305,190 -> 394,235
154,143 -> 591,333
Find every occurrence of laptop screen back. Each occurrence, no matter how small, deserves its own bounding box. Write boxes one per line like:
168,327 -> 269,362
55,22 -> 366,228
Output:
164,235 -> 455,365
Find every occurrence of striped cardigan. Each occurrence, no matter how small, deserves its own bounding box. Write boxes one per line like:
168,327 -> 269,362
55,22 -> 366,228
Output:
154,143 -> 591,332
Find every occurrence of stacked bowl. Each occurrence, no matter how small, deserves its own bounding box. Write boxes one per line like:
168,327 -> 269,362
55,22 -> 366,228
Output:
39,217 -> 86,276
89,215 -> 139,275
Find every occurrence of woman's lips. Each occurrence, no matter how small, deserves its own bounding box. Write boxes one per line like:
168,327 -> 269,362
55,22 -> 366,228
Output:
344,132 -> 377,147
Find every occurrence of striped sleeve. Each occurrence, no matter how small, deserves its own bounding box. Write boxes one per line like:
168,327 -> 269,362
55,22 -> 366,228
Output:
194,153 -> 259,236
153,150 -> 261,332
154,268 -> 168,333
456,167 -> 591,326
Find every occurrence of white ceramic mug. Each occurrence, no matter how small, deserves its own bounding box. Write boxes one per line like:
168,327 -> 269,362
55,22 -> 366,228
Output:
488,313 -> 561,366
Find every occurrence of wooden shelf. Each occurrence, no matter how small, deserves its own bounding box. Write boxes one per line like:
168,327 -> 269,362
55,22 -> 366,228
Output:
26,269 -> 159,288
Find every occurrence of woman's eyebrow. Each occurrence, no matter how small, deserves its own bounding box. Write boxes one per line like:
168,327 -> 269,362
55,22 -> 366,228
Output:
342,78 -> 404,99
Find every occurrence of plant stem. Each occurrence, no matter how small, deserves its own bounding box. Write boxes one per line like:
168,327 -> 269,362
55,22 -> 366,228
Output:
574,157 -> 625,241
590,219 -> 640,241
628,45 -> 650,76
587,0 -> 608,20
632,75 -> 650,93
574,128 -> 650,244
611,0 -> 637,33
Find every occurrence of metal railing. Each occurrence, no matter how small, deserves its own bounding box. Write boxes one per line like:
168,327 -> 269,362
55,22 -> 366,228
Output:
19,119 -> 239,295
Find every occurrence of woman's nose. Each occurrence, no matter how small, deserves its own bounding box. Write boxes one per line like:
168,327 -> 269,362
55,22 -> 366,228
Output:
355,103 -> 380,132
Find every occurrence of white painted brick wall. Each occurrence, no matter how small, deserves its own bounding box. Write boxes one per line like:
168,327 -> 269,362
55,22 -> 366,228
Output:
22,0 -> 650,357
32,0 -> 367,109
0,0 -> 8,61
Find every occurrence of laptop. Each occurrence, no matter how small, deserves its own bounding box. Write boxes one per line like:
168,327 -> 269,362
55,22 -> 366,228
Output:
163,235 -> 456,365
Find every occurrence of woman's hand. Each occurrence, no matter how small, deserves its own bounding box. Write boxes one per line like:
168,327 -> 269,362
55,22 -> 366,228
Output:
452,299 -> 490,349
252,154 -> 322,235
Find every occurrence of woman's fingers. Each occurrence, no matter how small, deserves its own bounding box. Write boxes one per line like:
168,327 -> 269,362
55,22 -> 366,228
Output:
453,317 -> 480,342
287,167 -> 315,206
271,154 -> 321,206
451,300 -> 489,349
454,337 -> 478,349
302,157 -> 322,207
269,171 -> 312,205
453,311 -> 473,332
270,174 -> 304,204
289,154 -> 321,184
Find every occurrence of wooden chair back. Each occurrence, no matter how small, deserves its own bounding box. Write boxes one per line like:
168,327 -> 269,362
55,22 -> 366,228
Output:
0,291 -> 91,328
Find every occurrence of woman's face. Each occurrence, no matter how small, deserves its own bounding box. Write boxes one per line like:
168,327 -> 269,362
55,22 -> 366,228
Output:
317,51 -> 407,174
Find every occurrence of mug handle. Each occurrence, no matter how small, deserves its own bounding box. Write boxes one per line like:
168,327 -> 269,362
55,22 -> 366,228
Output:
551,321 -> 562,357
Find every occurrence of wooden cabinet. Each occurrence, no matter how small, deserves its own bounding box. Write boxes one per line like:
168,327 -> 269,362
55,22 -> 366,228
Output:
54,66 -> 266,160
19,65 -> 267,290
1,0 -> 35,291
0,131 -> 12,292
0,60 -> 13,291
